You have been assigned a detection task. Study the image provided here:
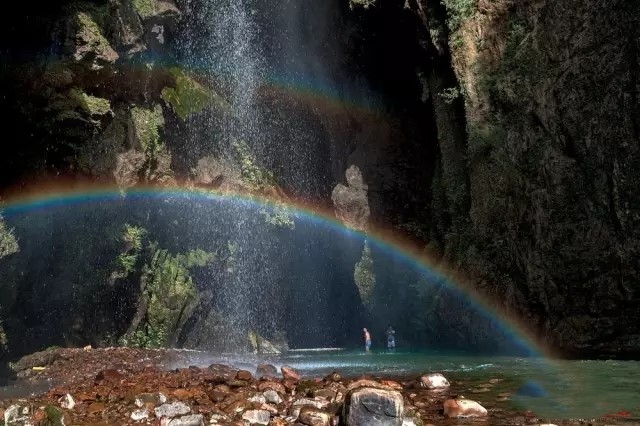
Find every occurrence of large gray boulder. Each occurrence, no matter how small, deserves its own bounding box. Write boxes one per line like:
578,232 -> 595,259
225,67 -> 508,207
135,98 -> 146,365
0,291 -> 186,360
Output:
343,387 -> 403,426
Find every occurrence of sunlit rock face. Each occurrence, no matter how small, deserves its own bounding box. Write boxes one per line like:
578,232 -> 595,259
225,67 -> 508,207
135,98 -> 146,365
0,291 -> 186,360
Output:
332,166 -> 370,231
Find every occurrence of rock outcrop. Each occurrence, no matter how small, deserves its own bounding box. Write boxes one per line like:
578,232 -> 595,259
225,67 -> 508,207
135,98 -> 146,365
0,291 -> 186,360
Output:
348,0 -> 640,358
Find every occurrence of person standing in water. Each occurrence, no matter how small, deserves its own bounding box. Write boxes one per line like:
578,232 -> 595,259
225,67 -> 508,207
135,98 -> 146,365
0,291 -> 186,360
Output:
363,328 -> 371,352
386,325 -> 396,349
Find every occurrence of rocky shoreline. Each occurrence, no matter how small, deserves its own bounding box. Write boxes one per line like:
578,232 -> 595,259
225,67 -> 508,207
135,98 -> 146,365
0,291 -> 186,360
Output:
0,348 -> 633,426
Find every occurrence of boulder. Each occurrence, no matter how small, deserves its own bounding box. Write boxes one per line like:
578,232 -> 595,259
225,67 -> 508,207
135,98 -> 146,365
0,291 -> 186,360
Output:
297,405 -> 332,426
256,363 -> 278,377
442,398 -> 487,418
419,373 -> 449,389
263,389 -> 283,404
343,387 -> 404,426
236,370 -> 253,381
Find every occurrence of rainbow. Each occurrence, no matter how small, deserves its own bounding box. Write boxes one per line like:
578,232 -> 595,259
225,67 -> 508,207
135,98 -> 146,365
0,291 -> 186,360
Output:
0,181 -> 555,359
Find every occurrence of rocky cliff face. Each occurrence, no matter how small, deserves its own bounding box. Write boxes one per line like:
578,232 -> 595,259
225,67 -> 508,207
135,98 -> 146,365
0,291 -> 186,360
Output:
0,0 -> 639,358
374,0 -> 640,357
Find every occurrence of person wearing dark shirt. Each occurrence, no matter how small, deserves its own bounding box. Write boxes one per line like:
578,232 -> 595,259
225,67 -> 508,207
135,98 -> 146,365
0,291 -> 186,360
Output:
386,325 -> 396,349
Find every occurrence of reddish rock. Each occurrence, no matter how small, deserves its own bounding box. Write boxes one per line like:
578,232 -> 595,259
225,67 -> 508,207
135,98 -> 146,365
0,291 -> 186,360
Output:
281,365 -> 301,381
283,379 -> 297,392
207,390 -> 229,403
87,402 -> 106,414
95,369 -> 124,383
76,392 -> 97,402
380,380 -> 402,390
236,370 -> 253,381
173,388 -> 195,400
258,381 -> 286,394
256,364 -> 278,377
443,398 -> 488,418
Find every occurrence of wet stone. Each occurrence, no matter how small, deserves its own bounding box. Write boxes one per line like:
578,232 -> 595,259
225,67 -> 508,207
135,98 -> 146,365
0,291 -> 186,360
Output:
419,373 -> 449,390
256,364 -> 278,377
236,370 -> 253,381
443,398 -> 487,418
343,387 -> 404,426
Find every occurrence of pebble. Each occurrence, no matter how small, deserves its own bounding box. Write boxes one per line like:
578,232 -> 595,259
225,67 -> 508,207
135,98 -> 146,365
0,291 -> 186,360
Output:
242,409 -> 271,425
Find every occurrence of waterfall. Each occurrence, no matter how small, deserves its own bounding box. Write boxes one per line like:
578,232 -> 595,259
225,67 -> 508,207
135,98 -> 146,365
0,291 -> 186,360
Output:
174,0 -> 355,351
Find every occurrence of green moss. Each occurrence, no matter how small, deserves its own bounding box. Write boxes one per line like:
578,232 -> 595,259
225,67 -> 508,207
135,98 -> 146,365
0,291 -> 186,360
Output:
131,105 -> 165,154
44,405 -> 66,425
161,68 -> 230,120
232,140 -> 276,190
0,213 -> 19,259
442,0 -> 476,31
120,245 -> 215,348
69,88 -> 111,116
354,241 -> 375,307
230,140 -> 293,227
261,205 -> 295,229
115,224 -> 147,277
133,0 -> 156,18
75,10 -> 116,61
